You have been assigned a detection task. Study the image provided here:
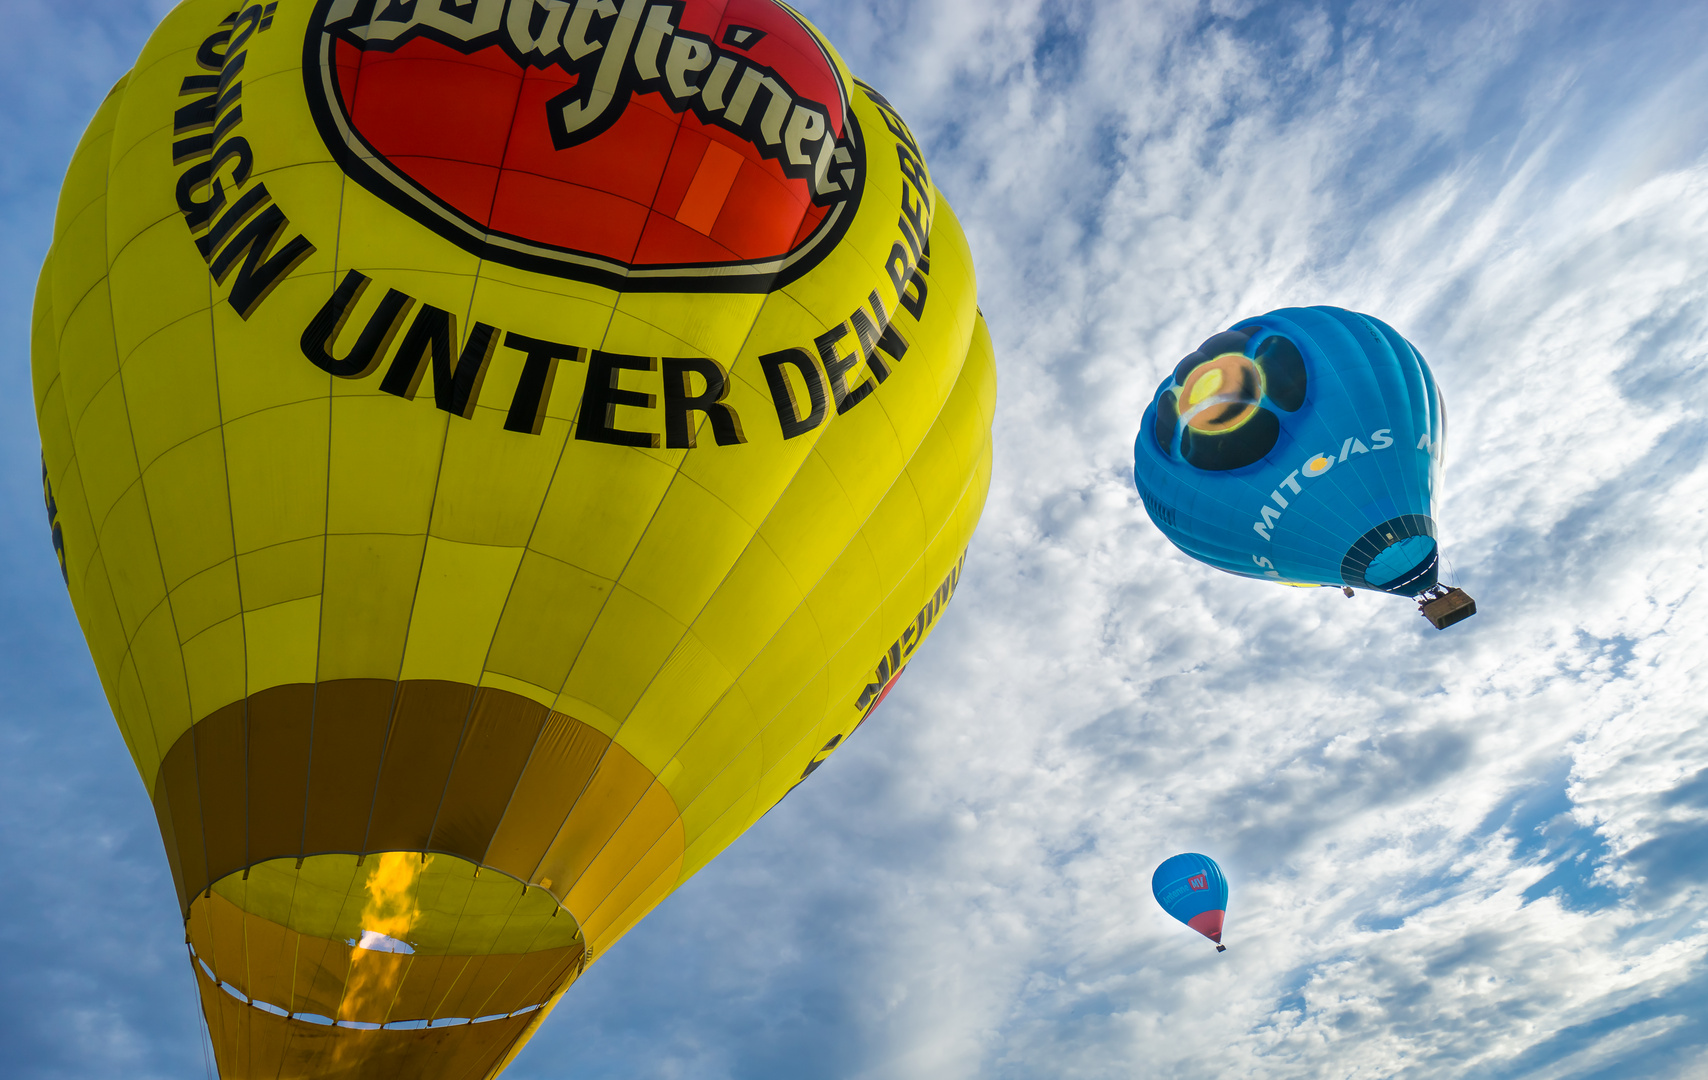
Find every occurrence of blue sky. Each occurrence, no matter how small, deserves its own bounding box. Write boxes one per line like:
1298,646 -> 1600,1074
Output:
7,1 -> 1708,1077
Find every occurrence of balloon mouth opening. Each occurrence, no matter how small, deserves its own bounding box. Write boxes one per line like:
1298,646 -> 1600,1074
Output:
190,938 -> 553,1030
187,852 -> 585,1034
1340,515 -> 1439,596
1366,537 -> 1439,595
351,929 -> 415,954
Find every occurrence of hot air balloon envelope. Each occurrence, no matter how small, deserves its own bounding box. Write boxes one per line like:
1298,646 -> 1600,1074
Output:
1152,853 -> 1229,951
33,1 -> 994,1076
1134,307 -> 1455,603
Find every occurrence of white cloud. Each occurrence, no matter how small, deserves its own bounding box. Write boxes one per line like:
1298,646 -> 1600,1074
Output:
514,1 -> 1708,1077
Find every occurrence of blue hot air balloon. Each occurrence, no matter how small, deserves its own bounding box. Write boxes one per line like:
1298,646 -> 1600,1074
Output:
1133,307 -> 1475,628
1152,853 -> 1229,952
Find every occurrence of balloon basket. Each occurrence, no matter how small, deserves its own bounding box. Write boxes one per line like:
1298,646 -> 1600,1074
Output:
1216,944 -> 1227,953
1418,586 -> 1477,629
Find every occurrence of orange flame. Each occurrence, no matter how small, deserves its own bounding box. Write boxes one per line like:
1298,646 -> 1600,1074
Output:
338,852 -> 431,1025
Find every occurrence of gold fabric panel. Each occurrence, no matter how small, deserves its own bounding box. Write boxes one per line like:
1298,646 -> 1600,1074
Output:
153,681 -> 684,918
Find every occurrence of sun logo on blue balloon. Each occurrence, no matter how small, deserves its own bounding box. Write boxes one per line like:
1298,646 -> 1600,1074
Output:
1152,328 -> 1309,471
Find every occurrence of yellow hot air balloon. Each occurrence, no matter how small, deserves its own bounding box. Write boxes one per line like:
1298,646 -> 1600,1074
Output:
31,2 -> 994,1077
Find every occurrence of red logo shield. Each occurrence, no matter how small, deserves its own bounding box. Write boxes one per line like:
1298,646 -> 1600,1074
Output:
304,0 -> 864,291
1188,874 -> 1208,891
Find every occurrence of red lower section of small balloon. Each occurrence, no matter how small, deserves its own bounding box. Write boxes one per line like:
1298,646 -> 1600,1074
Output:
1187,909 -> 1225,944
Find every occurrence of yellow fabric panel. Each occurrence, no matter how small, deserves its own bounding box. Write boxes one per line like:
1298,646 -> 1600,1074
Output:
927,200 -> 983,349
116,651 -> 162,786
965,317 -> 1002,439
121,313 -> 223,471
233,11 -> 304,90
612,290 -> 765,368
36,386 -> 80,558
829,450 -> 992,739
109,215 -> 216,363
55,279 -> 119,436
530,746 -> 659,893
779,240 -> 902,360
732,603 -> 832,744
665,688 -> 762,816
617,631 -> 737,778
55,468 -> 104,613
69,371 -> 137,541
478,672 -> 560,715
846,467 -> 931,601
398,539 -> 525,686
752,666 -> 832,790
170,558 -> 240,644
223,400 -> 330,555
600,306 -> 701,363
804,538 -> 886,685
30,262 -> 61,423
745,442 -> 865,589
619,474 -> 758,626
557,585 -> 688,726
677,740 -> 764,879
485,551 -> 612,697
244,596 -> 321,693
876,559 -> 930,656
672,436 -> 795,536
684,535 -> 806,681
680,792 -> 762,881
96,481 -> 165,640
122,0 -> 219,96
72,547 -> 129,708
181,614 -> 246,722
334,206 -> 485,290
104,114 -> 181,257
430,419 -> 566,548
527,436 -> 678,579
236,536 -> 325,612
213,275 -> 334,425
141,428 -> 234,590
241,161 -> 346,251
48,205 -> 113,353
326,395 -> 446,536
236,86 -> 331,181
129,600 -> 192,754
316,533 -> 426,682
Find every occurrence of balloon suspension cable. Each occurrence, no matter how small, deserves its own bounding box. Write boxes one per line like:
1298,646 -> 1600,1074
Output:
189,946 -> 215,1080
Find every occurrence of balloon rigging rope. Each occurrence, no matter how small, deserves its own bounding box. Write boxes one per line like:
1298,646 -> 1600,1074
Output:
192,956 -> 215,1080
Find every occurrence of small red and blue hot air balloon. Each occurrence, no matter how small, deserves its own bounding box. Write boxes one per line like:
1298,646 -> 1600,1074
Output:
1153,853 -> 1229,952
